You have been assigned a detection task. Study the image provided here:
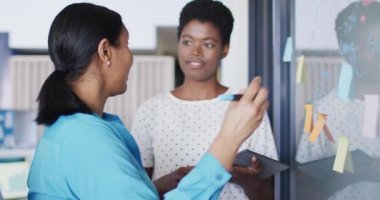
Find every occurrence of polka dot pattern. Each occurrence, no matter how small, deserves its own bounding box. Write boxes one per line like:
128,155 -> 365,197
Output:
296,89 -> 380,200
132,89 -> 278,200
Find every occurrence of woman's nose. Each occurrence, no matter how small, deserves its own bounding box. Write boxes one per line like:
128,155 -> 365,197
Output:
191,43 -> 202,56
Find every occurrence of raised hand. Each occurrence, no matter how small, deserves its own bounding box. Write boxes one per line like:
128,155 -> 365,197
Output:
220,76 -> 269,145
208,76 -> 269,171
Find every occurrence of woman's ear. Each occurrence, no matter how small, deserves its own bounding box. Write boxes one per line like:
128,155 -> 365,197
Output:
97,38 -> 111,66
221,44 -> 230,59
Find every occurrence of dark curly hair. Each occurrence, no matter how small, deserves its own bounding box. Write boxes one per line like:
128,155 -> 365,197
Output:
335,1 -> 380,63
177,0 -> 234,46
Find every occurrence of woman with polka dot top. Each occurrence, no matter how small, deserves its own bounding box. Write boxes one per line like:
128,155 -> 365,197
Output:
132,0 -> 278,199
296,1 -> 380,199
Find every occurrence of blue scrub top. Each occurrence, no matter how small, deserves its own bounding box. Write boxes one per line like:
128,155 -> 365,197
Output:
27,113 -> 230,200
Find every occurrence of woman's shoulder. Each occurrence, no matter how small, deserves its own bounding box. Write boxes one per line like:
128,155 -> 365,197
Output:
58,112 -> 111,127
137,92 -> 172,110
44,113 -> 116,141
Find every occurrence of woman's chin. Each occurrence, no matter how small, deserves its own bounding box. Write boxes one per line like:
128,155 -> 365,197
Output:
110,85 -> 127,97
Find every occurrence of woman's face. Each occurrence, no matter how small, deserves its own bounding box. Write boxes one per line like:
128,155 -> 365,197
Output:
107,26 -> 133,96
178,20 -> 229,82
355,24 -> 380,78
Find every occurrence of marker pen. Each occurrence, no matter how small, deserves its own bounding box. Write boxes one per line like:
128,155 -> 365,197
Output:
217,94 -> 243,101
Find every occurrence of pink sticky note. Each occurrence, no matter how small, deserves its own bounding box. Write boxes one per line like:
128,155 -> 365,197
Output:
360,15 -> 366,23
362,0 -> 374,7
362,95 -> 379,139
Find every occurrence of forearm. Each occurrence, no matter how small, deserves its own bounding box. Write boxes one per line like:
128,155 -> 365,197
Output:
164,153 -> 231,200
208,133 -> 241,171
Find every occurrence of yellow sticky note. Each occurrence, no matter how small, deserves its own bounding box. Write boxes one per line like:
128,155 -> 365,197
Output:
303,104 -> 313,133
345,149 -> 354,173
308,113 -> 326,142
296,55 -> 306,83
333,136 -> 353,173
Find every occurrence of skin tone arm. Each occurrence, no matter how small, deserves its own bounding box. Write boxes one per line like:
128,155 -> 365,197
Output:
146,77 -> 269,199
207,77 -> 271,199
208,77 -> 269,171
150,157 -> 274,200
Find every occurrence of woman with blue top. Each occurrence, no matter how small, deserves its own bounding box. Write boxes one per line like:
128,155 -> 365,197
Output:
27,3 -> 269,200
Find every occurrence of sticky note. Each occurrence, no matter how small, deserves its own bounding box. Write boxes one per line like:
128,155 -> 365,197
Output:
362,0 -> 374,7
282,37 -> 293,62
308,113 -> 326,142
345,149 -> 354,173
362,95 -> 379,139
338,62 -> 353,101
333,136 -> 353,173
296,55 -> 306,83
360,15 -> 367,23
323,124 -> 335,143
303,104 -> 313,133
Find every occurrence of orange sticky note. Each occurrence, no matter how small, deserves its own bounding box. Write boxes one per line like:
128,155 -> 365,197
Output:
296,55 -> 306,83
303,104 -> 313,133
308,113 -> 326,142
333,136 -> 353,173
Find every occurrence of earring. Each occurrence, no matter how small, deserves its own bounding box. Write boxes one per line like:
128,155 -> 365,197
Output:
107,60 -> 111,66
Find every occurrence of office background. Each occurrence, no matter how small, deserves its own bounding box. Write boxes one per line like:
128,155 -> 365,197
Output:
1,0 -> 379,199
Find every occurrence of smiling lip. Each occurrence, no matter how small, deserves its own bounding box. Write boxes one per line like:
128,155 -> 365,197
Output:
186,59 -> 204,69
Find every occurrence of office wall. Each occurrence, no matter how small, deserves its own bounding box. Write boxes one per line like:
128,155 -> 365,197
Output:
0,0 -> 249,90
295,0 -> 351,50
0,0 -> 190,50
221,0 -> 249,89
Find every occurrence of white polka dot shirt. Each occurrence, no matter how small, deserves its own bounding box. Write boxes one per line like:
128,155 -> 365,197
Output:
296,89 -> 380,200
132,89 -> 278,200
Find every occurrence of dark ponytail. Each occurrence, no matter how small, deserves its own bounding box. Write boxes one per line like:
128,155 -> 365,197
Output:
36,3 -> 123,125
36,70 -> 91,125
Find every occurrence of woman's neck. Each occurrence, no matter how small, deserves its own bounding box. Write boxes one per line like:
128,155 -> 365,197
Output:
70,77 -> 106,117
172,78 -> 228,101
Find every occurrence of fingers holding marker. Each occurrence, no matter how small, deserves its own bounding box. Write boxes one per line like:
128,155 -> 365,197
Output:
243,77 -> 269,121
254,88 -> 269,113
240,76 -> 262,102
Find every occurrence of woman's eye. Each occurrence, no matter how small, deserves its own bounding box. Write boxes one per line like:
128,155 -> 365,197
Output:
204,43 -> 215,48
182,40 -> 192,46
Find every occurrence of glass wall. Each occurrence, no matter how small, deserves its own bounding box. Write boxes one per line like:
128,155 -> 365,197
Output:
293,0 -> 380,199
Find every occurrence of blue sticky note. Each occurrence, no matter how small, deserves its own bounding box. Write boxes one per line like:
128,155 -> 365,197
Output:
338,62 -> 353,101
282,37 -> 293,62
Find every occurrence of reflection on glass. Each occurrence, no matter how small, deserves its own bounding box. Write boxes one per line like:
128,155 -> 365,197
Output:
295,1 -> 380,199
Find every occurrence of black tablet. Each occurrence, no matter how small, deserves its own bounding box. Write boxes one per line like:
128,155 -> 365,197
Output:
233,149 -> 289,179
